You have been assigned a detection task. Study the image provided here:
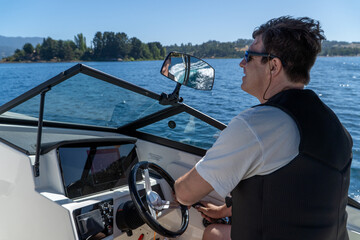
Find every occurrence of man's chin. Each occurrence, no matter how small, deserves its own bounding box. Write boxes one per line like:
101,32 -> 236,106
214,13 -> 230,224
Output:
240,81 -> 247,91
241,82 -> 252,96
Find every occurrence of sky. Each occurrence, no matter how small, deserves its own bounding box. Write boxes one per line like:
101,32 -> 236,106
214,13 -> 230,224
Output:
0,0 -> 359,46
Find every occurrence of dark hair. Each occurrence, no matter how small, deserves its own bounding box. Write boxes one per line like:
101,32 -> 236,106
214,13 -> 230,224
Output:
253,16 -> 326,84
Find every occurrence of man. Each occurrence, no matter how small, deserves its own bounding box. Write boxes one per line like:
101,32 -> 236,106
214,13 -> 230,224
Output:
174,16 -> 353,240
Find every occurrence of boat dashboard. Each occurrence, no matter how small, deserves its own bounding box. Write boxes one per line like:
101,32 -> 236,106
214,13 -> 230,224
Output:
49,138 -> 138,239
0,124 -> 196,240
43,137 -> 182,240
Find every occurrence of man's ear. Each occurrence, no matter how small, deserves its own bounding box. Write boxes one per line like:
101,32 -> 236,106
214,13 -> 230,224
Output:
270,58 -> 282,76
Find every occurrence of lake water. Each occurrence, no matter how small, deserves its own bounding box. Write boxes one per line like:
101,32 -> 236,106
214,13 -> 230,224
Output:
0,57 -> 359,199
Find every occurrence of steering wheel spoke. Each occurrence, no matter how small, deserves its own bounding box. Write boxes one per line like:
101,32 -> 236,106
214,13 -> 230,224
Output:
142,168 -> 157,219
143,168 -> 152,193
158,200 -> 181,210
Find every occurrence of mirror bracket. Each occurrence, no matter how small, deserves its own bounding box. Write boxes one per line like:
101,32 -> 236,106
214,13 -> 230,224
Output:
159,83 -> 183,105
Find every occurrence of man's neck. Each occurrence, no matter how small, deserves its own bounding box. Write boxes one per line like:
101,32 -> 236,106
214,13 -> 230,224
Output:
259,78 -> 305,104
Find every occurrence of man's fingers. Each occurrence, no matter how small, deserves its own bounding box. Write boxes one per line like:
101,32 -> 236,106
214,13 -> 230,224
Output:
201,213 -> 213,222
195,205 -> 207,213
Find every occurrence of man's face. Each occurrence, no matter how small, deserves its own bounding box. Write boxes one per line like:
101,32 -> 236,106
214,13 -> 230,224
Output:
239,36 -> 270,101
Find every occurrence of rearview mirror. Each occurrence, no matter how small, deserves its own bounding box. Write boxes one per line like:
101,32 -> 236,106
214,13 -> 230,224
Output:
160,52 -> 215,90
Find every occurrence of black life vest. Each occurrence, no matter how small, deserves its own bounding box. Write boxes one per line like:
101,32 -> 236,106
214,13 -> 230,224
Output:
230,89 -> 353,240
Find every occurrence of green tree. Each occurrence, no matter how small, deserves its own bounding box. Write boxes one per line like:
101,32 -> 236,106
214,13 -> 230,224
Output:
116,32 -> 130,59
129,37 -> 142,60
40,37 -> 58,60
35,43 -> 41,55
13,49 -> 25,61
102,31 -> 119,59
92,32 -> 104,59
74,33 -> 87,52
57,40 -> 76,60
23,43 -> 34,55
140,43 -> 152,59
81,49 -> 93,61
148,42 -> 162,59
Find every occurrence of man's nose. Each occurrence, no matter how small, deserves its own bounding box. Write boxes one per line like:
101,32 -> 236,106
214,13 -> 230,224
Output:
239,58 -> 246,68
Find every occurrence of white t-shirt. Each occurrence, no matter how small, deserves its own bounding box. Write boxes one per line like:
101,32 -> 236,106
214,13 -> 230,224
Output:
195,106 -> 300,198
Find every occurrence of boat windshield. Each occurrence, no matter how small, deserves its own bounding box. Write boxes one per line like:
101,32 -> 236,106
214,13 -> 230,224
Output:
1,73 -> 166,128
0,64 -> 224,150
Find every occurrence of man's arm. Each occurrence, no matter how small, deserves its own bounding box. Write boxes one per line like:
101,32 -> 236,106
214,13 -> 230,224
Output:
174,166 -> 214,206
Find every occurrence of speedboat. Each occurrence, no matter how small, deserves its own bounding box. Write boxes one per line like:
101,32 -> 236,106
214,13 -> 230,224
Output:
0,52 -> 359,240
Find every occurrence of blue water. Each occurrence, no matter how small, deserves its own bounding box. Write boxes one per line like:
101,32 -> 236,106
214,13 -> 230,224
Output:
0,58 -> 359,199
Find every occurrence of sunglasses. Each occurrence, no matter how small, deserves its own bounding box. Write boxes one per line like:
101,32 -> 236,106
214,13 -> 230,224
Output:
244,50 -> 283,64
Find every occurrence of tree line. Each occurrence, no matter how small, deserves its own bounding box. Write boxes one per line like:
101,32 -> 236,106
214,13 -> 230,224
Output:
166,39 -> 253,59
2,33 -> 359,63
320,40 -> 360,56
166,40 -> 360,58
2,32 -> 166,62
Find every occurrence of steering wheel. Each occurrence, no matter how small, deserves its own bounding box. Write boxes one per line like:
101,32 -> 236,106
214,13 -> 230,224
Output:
128,161 -> 189,238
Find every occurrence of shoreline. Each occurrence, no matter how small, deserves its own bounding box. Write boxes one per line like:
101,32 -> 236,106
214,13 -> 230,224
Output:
1,55 -> 360,64
0,58 -> 164,64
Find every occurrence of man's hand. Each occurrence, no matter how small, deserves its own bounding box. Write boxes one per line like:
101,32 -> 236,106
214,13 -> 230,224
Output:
195,202 -> 231,222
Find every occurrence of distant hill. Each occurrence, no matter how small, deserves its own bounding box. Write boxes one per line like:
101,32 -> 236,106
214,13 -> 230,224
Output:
0,35 -> 43,59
